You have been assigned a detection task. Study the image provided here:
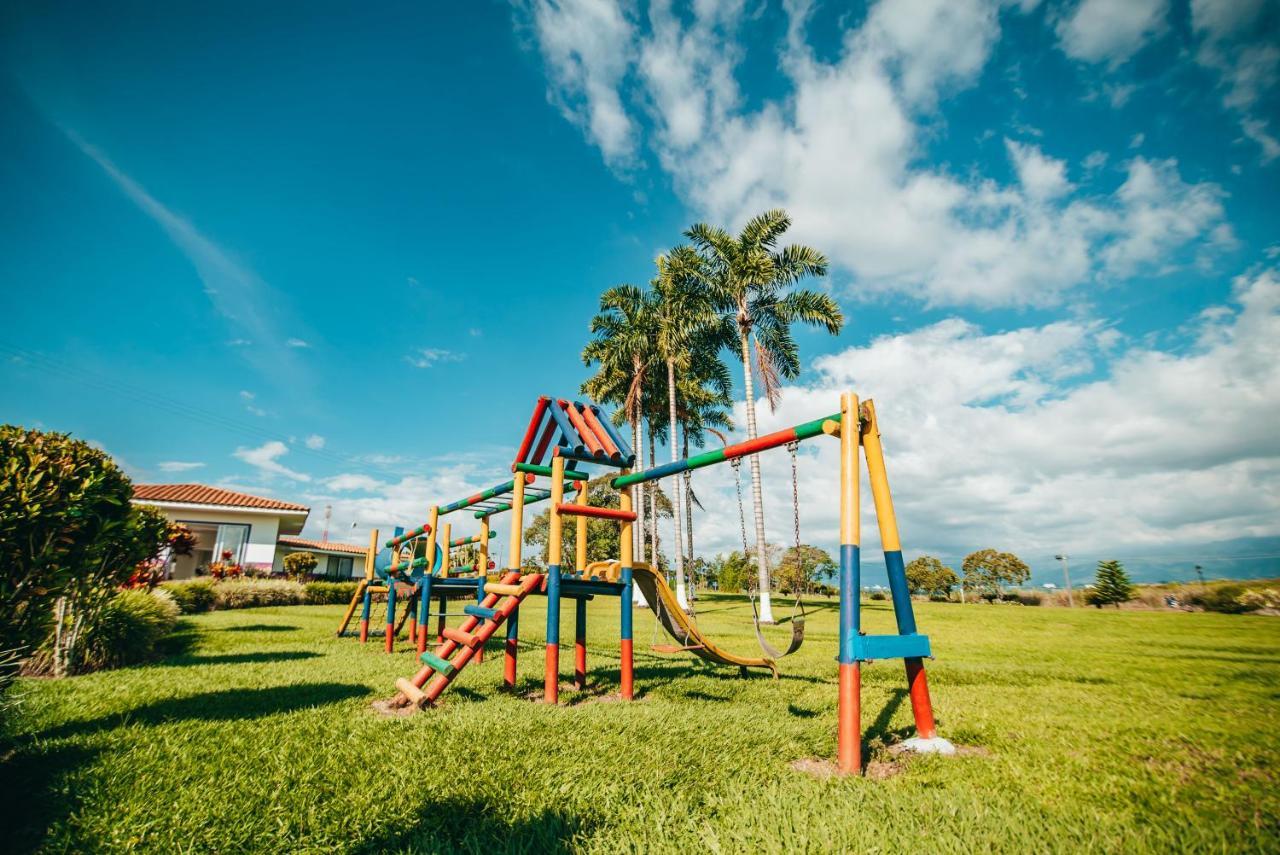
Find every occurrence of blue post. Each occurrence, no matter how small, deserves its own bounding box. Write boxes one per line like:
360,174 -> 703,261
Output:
883,551 -> 918,635
417,574 -> 433,653
545,562 -> 561,702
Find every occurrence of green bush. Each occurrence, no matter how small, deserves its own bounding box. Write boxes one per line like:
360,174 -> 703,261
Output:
304,581 -> 359,605
159,579 -> 217,614
72,589 -> 179,672
1188,584 -> 1256,614
213,578 -> 307,610
1010,592 -> 1043,606
869,590 -> 887,601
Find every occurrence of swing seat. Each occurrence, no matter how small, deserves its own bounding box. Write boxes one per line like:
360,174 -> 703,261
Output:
651,643 -> 705,654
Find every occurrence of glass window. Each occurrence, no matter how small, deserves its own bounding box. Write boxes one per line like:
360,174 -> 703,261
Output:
212,524 -> 250,564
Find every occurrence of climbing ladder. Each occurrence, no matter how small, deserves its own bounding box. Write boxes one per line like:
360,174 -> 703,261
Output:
394,570 -> 545,708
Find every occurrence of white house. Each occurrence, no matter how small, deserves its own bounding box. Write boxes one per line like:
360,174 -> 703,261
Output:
132,484 -> 365,580
274,536 -> 367,579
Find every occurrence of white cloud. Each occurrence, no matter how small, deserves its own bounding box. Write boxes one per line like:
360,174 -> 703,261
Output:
286,338 -> 310,348
158,461 -> 206,473
1006,138 -> 1072,199
1191,0 -> 1279,163
525,0 -> 639,167
326,473 -> 385,492
239,389 -> 267,417
233,440 -> 311,481
661,267 -> 1280,571
304,434 -> 326,450
520,0 -> 1230,308
405,348 -> 464,369
1055,0 -> 1169,67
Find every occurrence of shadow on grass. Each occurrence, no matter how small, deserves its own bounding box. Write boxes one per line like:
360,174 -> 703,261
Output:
788,703 -> 819,718
864,688 -> 914,746
352,797 -> 593,854
37,682 -> 368,741
0,742 -> 100,855
220,624 -> 300,632
156,651 -> 322,668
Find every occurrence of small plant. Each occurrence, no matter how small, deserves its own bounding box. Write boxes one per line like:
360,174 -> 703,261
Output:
159,579 -> 217,614
212,578 -> 306,610
208,550 -> 244,581
29,588 -> 178,674
869,590 -> 887,601
283,551 -> 319,581
1238,587 -> 1280,612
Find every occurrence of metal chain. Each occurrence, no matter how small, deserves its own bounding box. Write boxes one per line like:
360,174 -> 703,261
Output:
787,442 -> 801,554
731,457 -> 749,554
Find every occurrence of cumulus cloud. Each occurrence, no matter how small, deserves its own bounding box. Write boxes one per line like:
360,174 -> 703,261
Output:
524,0 -> 639,167
1191,0 -> 1280,163
233,440 -> 311,481
326,473 -> 385,492
658,267 -> 1280,576
518,0 -> 1230,307
1055,0 -> 1169,67
304,434 -> 326,450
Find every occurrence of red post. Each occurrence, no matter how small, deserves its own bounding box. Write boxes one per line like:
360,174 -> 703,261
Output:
838,662 -> 861,774
573,598 -> 587,691
905,659 -> 938,738
620,638 -> 633,699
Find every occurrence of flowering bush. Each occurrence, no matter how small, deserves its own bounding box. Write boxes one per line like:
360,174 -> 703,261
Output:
208,550 -> 244,581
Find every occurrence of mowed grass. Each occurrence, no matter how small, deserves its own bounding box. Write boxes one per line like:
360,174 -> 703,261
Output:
2,592 -> 1278,853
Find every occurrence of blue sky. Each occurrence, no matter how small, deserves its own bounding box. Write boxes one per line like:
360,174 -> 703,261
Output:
2,0 -> 1278,586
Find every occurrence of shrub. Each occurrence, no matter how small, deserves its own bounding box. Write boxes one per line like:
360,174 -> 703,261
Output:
213,578 -> 307,610
0,426 -> 170,661
160,579 -> 217,614
1187,584 -> 1256,614
1238,587 -> 1280,611
869,591 -> 887,601
31,589 -> 179,674
928,593 -> 952,602
283,551 -> 319,581
1010,591 -> 1043,606
304,581 -> 359,605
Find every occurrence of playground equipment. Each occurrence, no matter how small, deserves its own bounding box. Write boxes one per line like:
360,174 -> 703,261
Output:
379,392 -> 947,774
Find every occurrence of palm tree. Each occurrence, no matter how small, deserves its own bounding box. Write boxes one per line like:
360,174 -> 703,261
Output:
582,285 -> 660,572
652,246 -> 723,609
686,209 -> 842,622
675,367 -> 734,581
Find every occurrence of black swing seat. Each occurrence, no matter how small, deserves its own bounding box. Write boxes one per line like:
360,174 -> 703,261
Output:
754,616 -> 805,660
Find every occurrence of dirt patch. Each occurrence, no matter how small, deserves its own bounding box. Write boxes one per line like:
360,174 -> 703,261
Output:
789,756 -> 907,780
790,758 -> 843,779
370,697 -> 419,718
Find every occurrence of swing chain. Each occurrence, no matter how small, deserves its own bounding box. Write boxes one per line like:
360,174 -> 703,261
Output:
731,456 -> 750,556
787,441 -> 801,556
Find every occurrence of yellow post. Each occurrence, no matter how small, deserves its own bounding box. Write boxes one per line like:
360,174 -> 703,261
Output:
574,480 -> 588,574
440,522 -> 452,577
366,528 -> 379,581
507,475 -> 526,571
423,506 -> 440,574
479,516 -> 491,576
336,528 -> 379,636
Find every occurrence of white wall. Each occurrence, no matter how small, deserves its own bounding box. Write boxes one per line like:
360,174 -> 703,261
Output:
274,545 -> 365,577
142,507 -> 286,579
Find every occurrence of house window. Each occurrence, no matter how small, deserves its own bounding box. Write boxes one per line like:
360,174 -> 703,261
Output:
326,555 -> 355,579
178,521 -> 251,572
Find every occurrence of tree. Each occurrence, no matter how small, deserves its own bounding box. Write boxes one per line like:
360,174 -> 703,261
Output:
716,551 -> 751,593
776,544 -> 836,594
905,555 -> 959,598
0,427 -> 167,669
961,548 -> 1030,601
582,285 -> 660,584
687,210 -> 842,622
1088,559 -> 1134,608
283,551 -> 319,580
522,477 -> 671,570
652,245 -> 732,610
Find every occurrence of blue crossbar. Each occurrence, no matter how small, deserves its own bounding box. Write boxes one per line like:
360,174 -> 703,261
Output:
853,633 -> 931,662
464,605 -> 497,621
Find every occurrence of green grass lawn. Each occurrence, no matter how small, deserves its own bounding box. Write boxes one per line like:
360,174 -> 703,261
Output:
3,593 -> 1278,853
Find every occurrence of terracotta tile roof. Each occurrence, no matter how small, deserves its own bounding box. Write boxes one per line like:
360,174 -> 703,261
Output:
277,536 -> 367,555
133,484 -> 309,513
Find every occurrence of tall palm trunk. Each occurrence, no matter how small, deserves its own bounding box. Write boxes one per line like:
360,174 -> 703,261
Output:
739,327 -> 774,623
667,360 -> 688,610
683,425 -> 694,603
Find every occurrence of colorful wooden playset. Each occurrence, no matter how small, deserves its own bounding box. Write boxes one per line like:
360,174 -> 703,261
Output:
340,392 -> 950,773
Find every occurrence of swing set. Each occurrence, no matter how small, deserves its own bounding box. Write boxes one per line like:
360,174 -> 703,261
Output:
374,392 -> 947,774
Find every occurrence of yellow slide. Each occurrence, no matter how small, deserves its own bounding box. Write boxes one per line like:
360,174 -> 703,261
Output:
628,563 -> 778,678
